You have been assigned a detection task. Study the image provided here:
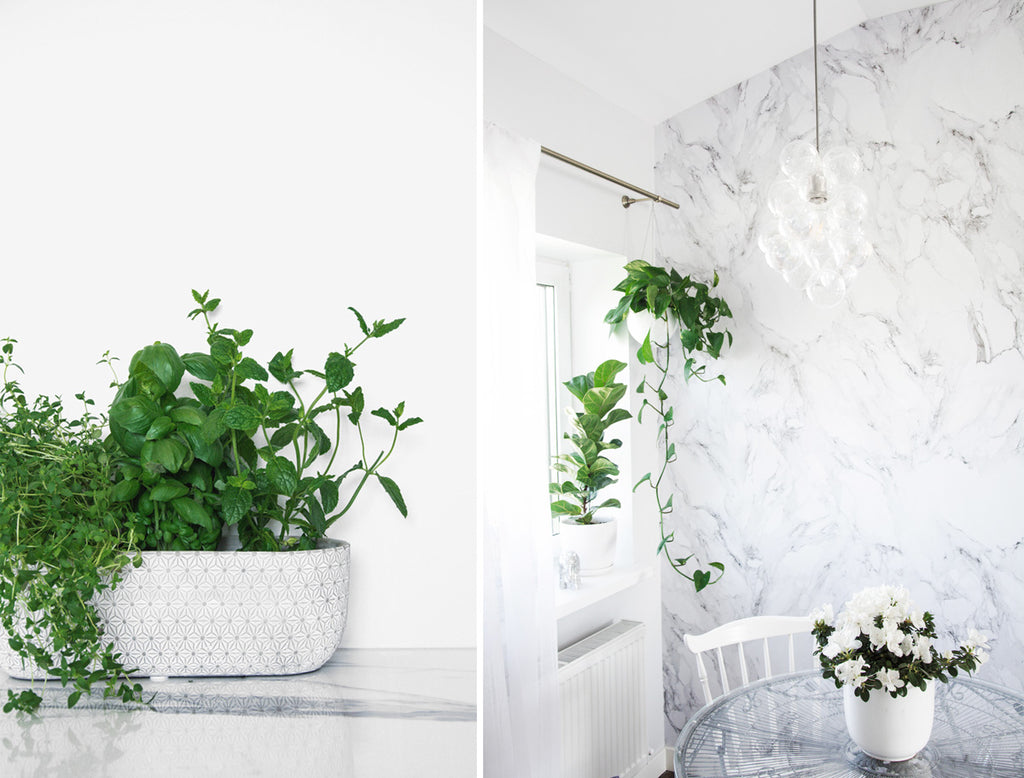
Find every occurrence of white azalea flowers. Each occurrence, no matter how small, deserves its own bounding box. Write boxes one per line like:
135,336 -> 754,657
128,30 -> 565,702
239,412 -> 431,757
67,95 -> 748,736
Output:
811,585 -> 990,701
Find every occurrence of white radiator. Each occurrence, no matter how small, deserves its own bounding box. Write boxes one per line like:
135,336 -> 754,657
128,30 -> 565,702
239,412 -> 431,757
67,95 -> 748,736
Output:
558,620 -> 647,778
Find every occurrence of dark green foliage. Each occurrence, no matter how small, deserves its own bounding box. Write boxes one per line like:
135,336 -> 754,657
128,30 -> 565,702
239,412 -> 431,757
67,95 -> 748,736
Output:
0,291 -> 421,714
108,289 -> 421,551
549,360 -> 631,525
605,260 -> 733,592
0,339 -> 145,714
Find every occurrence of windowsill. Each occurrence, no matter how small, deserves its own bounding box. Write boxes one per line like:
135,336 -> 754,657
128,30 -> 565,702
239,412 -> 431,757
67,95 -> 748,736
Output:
555,563 -> 655,619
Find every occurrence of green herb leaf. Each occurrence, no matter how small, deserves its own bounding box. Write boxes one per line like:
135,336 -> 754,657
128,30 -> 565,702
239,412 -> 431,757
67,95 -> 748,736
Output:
223,405 -> 261,431
376,474 -> 407,517
370,317 -> 405,338
170,497 -> 213,530
320,479 -> 340,514
150,480 -> 189,502
235,357 -> 269,383
349,307 -> 370,336
266,456 -> 298,495
268,350 -> 301,383
325,352 -> 355,392
221,486 -> 252,526
181,352 -> 217,381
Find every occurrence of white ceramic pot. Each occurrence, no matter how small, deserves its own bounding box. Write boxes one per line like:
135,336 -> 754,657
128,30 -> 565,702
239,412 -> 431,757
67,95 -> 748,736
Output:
625,309 -> 679,347
843,683 -> 935,761
559,517 -> 616,574
1,540 -> 350,679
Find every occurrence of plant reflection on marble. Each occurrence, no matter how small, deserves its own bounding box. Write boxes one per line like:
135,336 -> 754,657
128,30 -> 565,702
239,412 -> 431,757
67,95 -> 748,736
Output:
0,648 -> 475,778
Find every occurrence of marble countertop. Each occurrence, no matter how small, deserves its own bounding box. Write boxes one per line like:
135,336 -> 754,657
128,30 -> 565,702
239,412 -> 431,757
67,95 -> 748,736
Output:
0,647 -> 476,777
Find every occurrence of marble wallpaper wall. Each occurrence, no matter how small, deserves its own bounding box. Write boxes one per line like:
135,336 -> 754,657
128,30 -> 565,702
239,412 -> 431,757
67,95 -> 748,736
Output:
655,0 -> 1024,736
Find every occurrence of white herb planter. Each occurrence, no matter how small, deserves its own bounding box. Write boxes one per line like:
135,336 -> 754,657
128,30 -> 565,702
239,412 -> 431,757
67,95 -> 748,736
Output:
559,517 -> 616,574
843,683 -> 935,762
1,540 -> 350,679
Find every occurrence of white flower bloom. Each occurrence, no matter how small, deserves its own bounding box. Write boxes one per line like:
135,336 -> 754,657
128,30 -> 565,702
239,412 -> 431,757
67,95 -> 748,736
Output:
964,629 -> 990,651
876,667 -> 905,693
822,625 -> 862,659
910,611 -> 925,630
810,603 -> 834,624
835,658 -> 868,688
899,633 -> 915,656
913,636 -> 933,664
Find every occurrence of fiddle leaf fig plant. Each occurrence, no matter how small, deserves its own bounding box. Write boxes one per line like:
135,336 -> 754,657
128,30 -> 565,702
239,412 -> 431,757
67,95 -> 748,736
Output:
549,359 -> 632,525
605,259 -> 733,592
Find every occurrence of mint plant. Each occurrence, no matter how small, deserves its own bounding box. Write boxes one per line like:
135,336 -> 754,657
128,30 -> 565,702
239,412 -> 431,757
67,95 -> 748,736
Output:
605,260 -> 733,591
549,360 -> 632,525
108,291 -> 422,551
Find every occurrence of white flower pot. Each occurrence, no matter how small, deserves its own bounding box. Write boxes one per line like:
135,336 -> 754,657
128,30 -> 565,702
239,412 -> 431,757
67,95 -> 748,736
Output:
1,540 -> 350,679
843,683 -> 935,761
625,309 -> 679,346
559,518 -> 616,574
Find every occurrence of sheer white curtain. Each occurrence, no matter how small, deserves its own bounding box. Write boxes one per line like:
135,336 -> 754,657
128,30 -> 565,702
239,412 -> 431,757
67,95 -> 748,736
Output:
480,122 -> 560,778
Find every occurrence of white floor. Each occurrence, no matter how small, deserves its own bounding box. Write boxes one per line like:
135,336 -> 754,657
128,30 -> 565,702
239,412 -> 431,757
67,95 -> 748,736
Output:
0,647 -> 475,777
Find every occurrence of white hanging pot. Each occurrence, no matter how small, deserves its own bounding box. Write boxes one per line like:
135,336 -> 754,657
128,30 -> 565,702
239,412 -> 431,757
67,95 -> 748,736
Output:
843,683 -> 935,762
625,309 -> 679,347
559,517 -> 616,574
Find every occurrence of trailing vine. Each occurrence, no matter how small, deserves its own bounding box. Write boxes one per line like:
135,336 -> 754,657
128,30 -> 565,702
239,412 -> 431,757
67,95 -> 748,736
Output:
605,260 -> 733,592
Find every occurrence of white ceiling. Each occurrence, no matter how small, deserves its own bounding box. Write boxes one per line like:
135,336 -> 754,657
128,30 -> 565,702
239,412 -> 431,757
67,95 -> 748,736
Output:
484,0 -> 946,125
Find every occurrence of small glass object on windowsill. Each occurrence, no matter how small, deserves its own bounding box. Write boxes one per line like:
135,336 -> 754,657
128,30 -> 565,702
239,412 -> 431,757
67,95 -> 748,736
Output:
559,550 -> 581,590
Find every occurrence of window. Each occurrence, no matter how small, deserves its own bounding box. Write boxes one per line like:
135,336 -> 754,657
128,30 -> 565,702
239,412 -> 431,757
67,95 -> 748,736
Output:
536,259 -> 571,534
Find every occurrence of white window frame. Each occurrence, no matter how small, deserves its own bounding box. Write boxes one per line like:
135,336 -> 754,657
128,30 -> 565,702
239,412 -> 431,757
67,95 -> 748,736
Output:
536,258 -> 572,535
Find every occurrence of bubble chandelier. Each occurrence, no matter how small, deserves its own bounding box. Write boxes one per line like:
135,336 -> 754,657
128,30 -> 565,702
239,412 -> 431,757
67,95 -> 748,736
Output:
758,0 -> 872,307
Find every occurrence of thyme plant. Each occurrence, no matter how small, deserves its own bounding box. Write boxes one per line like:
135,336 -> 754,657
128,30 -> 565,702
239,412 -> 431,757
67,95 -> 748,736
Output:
0,339 -> 145,714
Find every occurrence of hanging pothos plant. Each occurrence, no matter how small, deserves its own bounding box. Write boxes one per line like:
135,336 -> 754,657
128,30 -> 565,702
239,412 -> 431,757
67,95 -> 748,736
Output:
604,259 -> 733,592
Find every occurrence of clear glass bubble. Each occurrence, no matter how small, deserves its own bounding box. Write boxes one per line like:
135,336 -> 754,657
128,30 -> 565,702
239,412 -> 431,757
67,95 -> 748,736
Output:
831,234 -> 872,270
823,146 -> 863,185
779,140 -> 820,182
805,239 -> 840,274
768,178 -> 804,218
828,185 -> 868,233
781,203 -> 827,243
806,270 -> 847,307
783,260 -> 815,291
761,232 -> 802,273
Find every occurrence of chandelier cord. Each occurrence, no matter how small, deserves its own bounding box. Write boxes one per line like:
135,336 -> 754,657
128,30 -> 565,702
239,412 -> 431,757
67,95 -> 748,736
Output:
813,0 -> 820,153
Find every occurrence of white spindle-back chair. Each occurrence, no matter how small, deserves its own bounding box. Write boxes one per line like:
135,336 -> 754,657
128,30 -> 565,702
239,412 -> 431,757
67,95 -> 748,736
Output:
683,615 -> 815,706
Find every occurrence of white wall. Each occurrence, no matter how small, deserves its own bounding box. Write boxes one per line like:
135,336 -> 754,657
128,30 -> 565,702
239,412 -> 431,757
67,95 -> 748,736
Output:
656,0 -> 1024,735
0,0 -> 476,648
485,29 -> 671,766
484,28 -> 656,256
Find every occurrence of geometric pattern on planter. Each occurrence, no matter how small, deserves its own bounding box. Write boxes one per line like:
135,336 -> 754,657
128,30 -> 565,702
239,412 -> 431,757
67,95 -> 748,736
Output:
0,539 -> 350,680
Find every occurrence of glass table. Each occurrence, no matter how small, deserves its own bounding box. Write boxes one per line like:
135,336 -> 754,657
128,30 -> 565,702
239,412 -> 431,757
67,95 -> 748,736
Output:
675,671 -> 1024,777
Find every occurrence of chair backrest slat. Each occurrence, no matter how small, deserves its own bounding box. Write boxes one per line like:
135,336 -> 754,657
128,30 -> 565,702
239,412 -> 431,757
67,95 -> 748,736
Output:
683,615 -> 814,706
737,642 -> 749,686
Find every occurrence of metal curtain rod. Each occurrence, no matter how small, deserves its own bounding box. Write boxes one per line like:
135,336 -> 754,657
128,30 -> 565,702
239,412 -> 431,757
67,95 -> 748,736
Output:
540,146 -> 680,209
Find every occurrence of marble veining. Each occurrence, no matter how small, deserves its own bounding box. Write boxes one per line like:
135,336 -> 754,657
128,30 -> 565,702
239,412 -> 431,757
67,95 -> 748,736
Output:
655,0 -> 1024,739
0,648 -> 475,777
